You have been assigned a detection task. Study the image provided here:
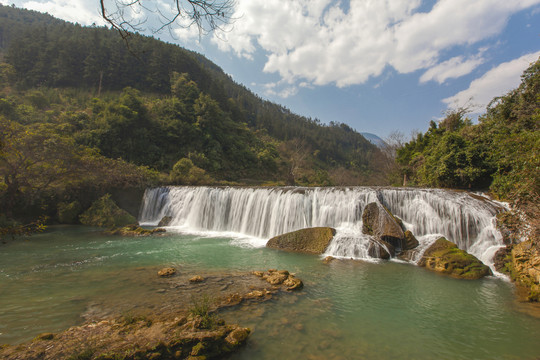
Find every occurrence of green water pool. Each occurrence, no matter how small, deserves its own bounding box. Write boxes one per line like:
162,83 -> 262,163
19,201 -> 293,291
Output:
0,226 -> 538,359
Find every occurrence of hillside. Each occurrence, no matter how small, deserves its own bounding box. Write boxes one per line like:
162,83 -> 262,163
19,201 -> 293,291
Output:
0,5 -> 382,181
0,5 -> 389,226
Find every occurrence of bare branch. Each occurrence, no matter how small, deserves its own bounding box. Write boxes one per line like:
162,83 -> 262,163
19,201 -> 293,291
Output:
100,0 -> 236,43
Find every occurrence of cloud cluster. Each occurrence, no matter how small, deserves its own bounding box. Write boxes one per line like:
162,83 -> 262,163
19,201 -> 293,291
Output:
443,51 -> 540,113
19,0 -> 103,25
212,0 -> 539,93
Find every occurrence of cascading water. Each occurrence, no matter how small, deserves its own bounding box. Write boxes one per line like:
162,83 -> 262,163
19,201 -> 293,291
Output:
139,186 -> 506,265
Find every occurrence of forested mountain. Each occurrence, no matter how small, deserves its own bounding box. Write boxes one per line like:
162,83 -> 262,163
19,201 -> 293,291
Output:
0,5 -> 386,227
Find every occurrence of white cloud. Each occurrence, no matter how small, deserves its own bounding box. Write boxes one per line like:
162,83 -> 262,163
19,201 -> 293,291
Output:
443,51 -> 540,112
263,81 -> 298,98
21,0 -> 103,25
420,54 -> 486,84
212,0 -> 540,94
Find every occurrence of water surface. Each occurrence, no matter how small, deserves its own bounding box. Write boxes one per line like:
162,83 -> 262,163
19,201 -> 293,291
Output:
1,227 -> 538,360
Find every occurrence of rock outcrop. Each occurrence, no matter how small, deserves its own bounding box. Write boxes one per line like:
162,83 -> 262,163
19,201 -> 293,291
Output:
418,237 -> 492,279
362,202 -> 405,251
266,227 -> 336,254
496,240 -> 540,302
495,208 -> 540,302
0,314 -> 250,360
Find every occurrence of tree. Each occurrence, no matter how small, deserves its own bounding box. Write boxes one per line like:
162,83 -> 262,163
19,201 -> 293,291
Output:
99,0 -> 236,42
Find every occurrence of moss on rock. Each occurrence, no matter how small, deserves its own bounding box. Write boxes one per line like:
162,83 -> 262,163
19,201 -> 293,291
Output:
418,237 -> 492,279
266,227 -> 336,254
105,225 -> 166,237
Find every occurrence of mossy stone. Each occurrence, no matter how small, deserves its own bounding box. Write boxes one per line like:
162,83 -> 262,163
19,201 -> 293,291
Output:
418,237 -> 492,279
266,227 -> 336,254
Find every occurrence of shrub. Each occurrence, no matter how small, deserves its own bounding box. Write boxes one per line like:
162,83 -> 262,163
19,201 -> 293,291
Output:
79,194 -> 136,228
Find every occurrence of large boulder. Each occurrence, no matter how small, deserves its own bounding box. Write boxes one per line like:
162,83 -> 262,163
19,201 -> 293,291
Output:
418,237 -> 492,279
362,202 -> 405,250
266,227 -> 336,254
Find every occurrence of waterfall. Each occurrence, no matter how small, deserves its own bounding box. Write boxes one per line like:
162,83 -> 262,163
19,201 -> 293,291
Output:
139,186 -> 506,264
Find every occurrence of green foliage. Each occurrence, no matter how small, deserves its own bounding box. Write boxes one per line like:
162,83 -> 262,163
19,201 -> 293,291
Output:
0,4 -> 382,184
189,294 -> 217,329
57,201 -> 82,224
0,215 -> 46,240
396,57 -> 539,204
169,158 -> 213,185
79,194 -> 136,228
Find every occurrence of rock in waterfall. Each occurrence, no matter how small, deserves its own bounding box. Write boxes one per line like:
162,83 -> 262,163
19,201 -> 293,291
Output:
362,202 -> 405,251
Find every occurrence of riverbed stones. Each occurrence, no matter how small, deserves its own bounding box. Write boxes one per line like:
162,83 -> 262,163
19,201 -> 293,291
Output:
190,275 -> 205,283
418,237 -> 492,279
266,227 -> 336,254
323,256 -> 335,264
157,267 -> 176,277
362,202 -> 405,250
259,269 -> 304,291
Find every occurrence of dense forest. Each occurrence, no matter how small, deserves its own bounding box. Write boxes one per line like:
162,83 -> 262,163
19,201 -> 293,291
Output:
0,5 -> 387,232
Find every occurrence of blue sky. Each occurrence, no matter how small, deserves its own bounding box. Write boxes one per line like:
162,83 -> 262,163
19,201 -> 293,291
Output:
2,0 -> 539,139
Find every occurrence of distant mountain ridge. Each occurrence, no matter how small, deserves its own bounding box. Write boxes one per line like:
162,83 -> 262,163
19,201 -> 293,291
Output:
361,133 -> 387,148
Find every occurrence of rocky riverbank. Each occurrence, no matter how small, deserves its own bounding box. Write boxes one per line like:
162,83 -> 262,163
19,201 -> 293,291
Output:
495,205 -> 540,302
0,268 -> 303,360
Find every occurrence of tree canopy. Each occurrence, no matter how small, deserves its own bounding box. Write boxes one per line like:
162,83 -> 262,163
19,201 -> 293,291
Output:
395,57 -> 539,208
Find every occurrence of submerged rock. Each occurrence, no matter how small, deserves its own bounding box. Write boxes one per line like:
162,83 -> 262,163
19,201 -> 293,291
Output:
362,202 -> 405,251
323,256 -> 335,264
418,237 -> 492,279
260,269 -> 303,291
190,275 -> 205,283
266,227 -> 336,254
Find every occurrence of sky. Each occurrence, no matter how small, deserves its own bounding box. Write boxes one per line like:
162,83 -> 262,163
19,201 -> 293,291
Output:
2,0 -> 540,139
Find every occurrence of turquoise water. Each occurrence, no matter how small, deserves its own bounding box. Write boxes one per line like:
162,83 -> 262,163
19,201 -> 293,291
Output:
1,226 -> 539,359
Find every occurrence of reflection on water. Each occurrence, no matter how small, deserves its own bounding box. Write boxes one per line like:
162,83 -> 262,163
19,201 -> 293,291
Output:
0,227 -> 539,360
